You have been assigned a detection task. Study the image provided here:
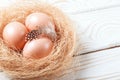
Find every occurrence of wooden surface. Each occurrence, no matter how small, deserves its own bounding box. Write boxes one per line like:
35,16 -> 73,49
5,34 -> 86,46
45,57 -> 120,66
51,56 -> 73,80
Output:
1,0 -> 120,80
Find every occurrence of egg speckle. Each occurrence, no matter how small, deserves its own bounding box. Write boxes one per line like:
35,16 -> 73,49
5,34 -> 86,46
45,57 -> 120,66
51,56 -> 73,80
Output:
2,21 -> 28,50
22,38 -> 53,59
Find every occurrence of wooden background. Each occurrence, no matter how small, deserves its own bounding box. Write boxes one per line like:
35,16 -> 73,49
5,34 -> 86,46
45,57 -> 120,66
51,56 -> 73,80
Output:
0,0 -> 120,80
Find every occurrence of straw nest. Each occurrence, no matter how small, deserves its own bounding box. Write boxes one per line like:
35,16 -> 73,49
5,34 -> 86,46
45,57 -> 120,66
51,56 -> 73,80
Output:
0,0 -> 76,80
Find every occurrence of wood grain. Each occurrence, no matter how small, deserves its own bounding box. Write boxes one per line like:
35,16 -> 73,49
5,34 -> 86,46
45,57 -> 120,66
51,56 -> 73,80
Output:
55,47 -> 120,80
46,0 -> 120,56
52,0 -> 120,80
1,0 -> 120,80
52,0 -> 120,14
71,6 -> 120,56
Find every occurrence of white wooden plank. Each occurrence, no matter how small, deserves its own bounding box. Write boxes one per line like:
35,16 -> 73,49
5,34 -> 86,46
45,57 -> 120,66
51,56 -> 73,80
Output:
49,0 -> 120,14
45,0 -> 120,55
70,6 -> 120,55
55,47 -> 120,80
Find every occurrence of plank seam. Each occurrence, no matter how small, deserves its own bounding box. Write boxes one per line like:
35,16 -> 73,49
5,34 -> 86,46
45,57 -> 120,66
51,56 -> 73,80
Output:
73,45 -> 120,57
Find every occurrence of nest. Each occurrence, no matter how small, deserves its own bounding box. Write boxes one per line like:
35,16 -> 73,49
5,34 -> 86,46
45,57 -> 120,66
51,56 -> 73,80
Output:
0,0 -> 76,80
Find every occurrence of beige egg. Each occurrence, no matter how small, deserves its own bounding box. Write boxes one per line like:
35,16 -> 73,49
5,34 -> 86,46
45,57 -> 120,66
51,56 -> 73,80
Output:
22,38 -> 53,59
2,21 -> 28,50
25,12 -> 55,31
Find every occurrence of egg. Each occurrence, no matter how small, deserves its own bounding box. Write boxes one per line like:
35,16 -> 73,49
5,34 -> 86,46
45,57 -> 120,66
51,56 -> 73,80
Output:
22,38 -> 53,59
2,21 -> 28,50
25,12 -> 55,31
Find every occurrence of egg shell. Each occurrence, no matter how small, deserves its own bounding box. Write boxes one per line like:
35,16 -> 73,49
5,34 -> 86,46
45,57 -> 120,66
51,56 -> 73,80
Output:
25,12 -> 55,31
22,38 -> 53,59
2,21 -> 28,50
